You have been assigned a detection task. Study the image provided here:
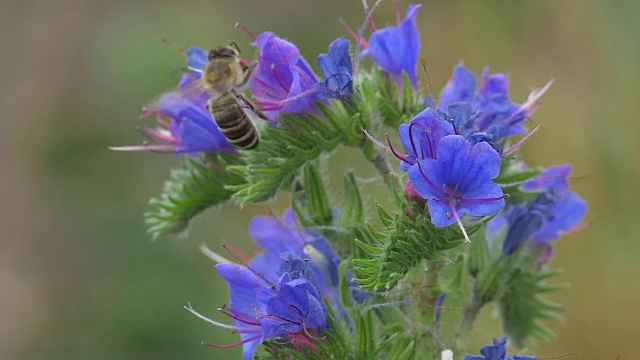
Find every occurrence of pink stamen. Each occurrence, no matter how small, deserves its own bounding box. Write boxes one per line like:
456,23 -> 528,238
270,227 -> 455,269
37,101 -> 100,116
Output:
278,87 -> 329,105
502,124 -> 542,158
252,77 -> 285,98
450,119 -> 459,135
425,129 -> 434,159
223,243 -> 276,289
156,118 -> 171,129
202,335 -> 262,349
506,79 -> 554,125
367,15 -> 376,32
459,194 -> 508,203
271,64 -> 290,92
258,106 -> 284,112
450,202 -> 471,243
394,0 -> 402,25
219,308 -> 262,327
386,134 -> 413,164
408,123 -> 420,158
138,128 -> 179,145
362,128 -> 392,151
417,160 -> 447,197
559,222 -> 591,236
140,108 -> 163,120
340,18 -> 369,48
223,243 -> 251,264
408,123 -> 435,159
235,22 -> 257,41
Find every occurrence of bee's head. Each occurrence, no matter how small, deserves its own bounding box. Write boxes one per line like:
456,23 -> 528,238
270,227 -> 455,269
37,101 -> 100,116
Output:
208,45 -> 239,61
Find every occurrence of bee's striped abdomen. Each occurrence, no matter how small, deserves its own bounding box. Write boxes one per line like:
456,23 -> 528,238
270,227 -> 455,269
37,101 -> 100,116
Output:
208,93 -> 259,150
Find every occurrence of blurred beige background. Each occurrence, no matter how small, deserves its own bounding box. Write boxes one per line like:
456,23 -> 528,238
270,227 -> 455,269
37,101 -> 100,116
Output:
1,0 -> 637,359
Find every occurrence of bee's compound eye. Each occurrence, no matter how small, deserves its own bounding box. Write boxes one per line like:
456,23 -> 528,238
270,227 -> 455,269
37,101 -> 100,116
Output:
220,49 -> 236,57
207,50 -> 217,60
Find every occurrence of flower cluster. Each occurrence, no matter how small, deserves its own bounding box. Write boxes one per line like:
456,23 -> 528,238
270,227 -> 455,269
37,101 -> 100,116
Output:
465,337 -> 536,360
193,210 -> 350,359
487,164 -> 587,258
110,74 -> 235,155
116,1 -> 589,359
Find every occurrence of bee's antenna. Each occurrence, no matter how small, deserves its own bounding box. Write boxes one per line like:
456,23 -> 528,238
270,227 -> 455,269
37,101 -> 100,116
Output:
229,41 -> 241,54
161,38 -> 186,55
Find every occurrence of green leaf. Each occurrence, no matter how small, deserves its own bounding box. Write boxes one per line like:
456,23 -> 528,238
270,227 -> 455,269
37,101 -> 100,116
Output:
338,171 -> 364,228
230,100 -> 371,205
144,155 -> 244,239
495,167 -> 542,187
353,203 -> 486,292
498,266 -> 566,347
302,163 -> 333,226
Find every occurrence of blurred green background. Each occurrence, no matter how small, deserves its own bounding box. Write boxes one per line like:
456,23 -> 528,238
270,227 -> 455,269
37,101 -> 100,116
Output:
1,0 -> 637,359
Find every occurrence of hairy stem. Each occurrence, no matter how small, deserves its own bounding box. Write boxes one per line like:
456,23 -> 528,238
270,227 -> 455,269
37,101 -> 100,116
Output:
368,149 -> 395,188
453,300 -> 482,355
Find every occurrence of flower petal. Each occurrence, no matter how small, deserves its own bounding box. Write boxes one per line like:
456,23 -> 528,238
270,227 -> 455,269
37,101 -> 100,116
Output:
366,4 -> 421,88
439,64 -> 477,111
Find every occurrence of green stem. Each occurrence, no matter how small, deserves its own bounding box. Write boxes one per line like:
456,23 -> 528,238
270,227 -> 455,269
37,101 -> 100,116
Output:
420,261 -> 442,356
452,300 -> 482,356
368,149 -> 394,189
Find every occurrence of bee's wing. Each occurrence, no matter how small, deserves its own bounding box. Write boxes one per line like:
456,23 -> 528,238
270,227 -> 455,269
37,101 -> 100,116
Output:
234,92 -> 272,125
142,73 -> 211,115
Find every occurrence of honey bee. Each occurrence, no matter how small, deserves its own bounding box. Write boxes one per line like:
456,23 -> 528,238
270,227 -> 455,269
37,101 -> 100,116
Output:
200,44 -> 267,150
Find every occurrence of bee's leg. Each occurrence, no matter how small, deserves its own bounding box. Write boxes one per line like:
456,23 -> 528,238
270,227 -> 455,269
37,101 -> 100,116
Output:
236,61 -> 258,88
234,92 -> 270,122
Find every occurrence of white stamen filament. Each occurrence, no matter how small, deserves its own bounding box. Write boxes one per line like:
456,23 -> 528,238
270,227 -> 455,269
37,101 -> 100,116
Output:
184,302 -> 237,330
200,244 -> 233,264
450,203 -> 470,243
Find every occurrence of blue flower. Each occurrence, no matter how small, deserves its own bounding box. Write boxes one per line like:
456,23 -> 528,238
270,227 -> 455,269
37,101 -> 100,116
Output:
397,107 -> 455,171
315,37 -> 354,101
110,74 -> 235,155
215,254 -> 326,360
247,209 -> 344,302
195,209 -> 353,358
360,4 -> 422,89
438,65 -> 551,148
185,46 -> 208,78
464,337 -> 537,360
488,165 -> 587,257
407,135 -> 506,240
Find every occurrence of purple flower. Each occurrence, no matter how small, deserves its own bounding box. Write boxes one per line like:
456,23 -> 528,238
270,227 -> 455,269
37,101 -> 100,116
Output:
193,209 -> 352,358
487,165 -> 587,256
110,74 -> 235,155
438,65 -> 552,147
407,135 -> 506,240
247,33 -> 354,120
464,337 -> 536,360
248,32 -> 321,120
359,4 -> 422,89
